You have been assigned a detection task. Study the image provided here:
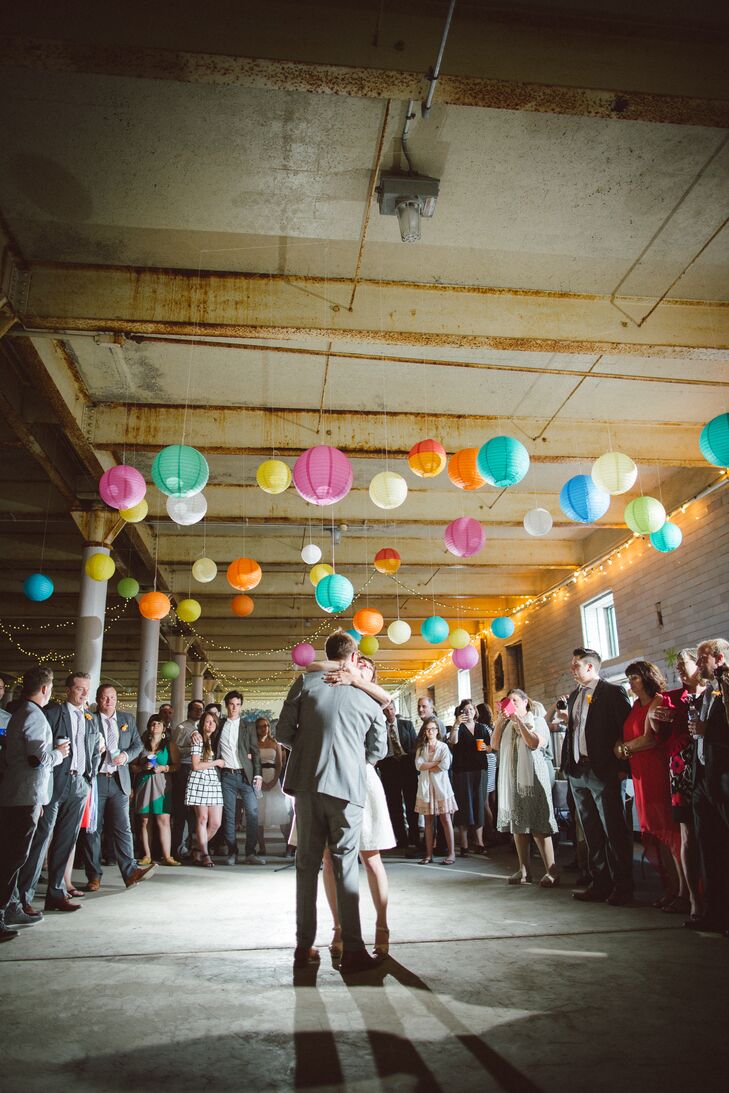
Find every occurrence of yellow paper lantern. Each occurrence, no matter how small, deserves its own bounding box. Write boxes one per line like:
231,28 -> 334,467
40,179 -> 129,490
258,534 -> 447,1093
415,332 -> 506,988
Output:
119,499 -> 148,523
359,635 -> 379,656
449,627 -> 470,649
309,563 -> 334,587
177,598 -> 202,623
85,553 -> 116,582
256,459 -> 292,495
369,471 -> 408,509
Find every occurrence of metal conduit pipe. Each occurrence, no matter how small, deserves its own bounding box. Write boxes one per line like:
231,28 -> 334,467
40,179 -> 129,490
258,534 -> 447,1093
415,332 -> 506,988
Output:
422,0 -> 457,119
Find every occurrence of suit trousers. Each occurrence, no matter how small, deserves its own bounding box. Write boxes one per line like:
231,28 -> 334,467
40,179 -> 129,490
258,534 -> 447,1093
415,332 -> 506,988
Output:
84,773 -> 137,882
171,766 -> 194,857
17,775 -> 87,904
220,770 -> 258,858
0,804 -> 41,910
692,769 -> 729,927
294,791 -> 364,953
378,757 -> 419,846
569,764 -> 633,895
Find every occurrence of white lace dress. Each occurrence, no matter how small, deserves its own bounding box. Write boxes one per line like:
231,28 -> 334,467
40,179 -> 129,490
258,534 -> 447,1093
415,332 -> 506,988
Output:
257,745 -> 292,827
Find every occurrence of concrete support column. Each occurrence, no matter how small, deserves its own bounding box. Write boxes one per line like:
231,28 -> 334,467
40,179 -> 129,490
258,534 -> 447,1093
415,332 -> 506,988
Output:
203,674 -> 219,707
189,660 -> 206,703
168,635 -> 189,727
74,543 -> 111,700
137,616 -> 160,730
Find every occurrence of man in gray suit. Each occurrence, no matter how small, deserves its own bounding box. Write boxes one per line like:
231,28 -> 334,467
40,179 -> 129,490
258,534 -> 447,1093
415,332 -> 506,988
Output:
0,666 -> 66,940
278,630 -> 388,973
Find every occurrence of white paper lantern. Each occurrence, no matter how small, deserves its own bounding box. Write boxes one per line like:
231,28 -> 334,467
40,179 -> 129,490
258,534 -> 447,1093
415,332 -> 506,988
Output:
301,543 -> 322,565
192,557 -> 218,583
591,452 -> 638,495
523,507 -> 553,537
369,471 -> 408,510
166,493 -> 207,525
387,619 -> 411,645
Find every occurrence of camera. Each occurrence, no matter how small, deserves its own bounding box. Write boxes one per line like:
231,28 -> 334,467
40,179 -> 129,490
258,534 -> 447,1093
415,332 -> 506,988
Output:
556,699 -> 568,711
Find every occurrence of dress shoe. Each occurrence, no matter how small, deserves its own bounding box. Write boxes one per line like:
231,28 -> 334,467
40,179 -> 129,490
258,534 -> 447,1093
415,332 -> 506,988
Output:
4,903 -> 43,928
606,888 -> 634,907
244,854 -> 266,865
572,886 -> 609,903
44,896 -> 81,912
683,915 -> 724,933
0,915 -> 18,943
84,877 -> 101,893
293,946 -> 321,968
124,863 -> 158,889
339,948 -> 387,974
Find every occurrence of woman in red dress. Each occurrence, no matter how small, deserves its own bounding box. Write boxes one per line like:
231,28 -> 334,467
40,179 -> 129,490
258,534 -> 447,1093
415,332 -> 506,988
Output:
614,661 -> 685,912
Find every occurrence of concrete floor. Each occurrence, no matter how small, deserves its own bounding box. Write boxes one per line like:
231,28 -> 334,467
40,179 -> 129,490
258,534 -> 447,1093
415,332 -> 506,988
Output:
2,841 -> 728,1093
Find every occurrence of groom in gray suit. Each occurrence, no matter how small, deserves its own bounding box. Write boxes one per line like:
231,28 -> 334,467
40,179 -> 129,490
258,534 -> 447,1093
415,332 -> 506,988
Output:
278,629 -> 387,972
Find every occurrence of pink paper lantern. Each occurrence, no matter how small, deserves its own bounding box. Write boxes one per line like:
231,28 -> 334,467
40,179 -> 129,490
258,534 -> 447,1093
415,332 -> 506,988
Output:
292,642 -> 316,667
452,644 -> 479,670
293,446 -> 353,506
99,465 -> 146,510
444,517 -> 485,557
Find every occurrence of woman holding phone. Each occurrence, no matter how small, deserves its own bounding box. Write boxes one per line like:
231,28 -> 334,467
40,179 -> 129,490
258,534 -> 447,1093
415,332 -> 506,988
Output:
448,699 -> 491,857
491,689 -> 559,886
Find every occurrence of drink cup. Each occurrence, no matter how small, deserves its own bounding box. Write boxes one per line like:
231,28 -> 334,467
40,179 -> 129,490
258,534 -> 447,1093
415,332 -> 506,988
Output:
476,739 -> 487,752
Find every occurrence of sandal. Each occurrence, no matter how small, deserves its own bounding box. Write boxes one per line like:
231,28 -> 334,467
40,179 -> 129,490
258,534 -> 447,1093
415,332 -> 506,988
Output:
508,870 -> 532,885
459,847 -> 469,858
330,927 -> 343,960
137,856 -> 152,866
418,857 -> 433,864
162,857 -> 181,866
374,927 -> 390,956
199,855 -> 214,868
539,868 -> 561,888
662,896 -> 691,914
441,857 -> 456,865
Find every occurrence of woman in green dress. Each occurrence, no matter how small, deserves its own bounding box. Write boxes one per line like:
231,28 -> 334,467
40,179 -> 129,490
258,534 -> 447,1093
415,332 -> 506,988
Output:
133,714 -> 180,866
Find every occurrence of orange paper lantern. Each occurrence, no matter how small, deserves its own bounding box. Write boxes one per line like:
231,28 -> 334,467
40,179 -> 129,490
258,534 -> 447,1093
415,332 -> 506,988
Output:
374,548 -> 401,575
408,439 -> 446,478
231,594 -> 254,617
353,608 -> 384,636
448,448 -> 485,491
227,557 -> 262,591
138,591 -> 171,620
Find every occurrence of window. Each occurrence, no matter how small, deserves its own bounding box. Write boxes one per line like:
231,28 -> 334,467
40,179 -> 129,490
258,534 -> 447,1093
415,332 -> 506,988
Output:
581,591 -> 619,660
457,669 -> 472,703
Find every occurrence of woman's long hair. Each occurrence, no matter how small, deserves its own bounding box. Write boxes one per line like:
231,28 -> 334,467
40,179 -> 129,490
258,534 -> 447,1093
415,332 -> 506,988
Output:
142,715 -> 166,752
476,702 -> 494,727
625,661 -> 666,699
197,711 -> 219,761
416,717 -> 440,753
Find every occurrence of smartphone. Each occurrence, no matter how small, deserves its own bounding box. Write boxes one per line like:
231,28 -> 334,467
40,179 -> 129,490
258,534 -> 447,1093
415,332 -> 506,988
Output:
499,697 -> 516,717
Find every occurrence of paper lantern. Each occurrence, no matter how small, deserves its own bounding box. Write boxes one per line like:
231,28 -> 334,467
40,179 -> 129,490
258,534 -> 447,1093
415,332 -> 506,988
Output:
256,459 -> 292,495
120,499 -> 148,523
359,635 -> 379,656
139,591 -> 171,620
353,608 -> 384,636
650,522 -> 683,553
227,558 -> 262,591
23,573 -> 54,602
99,465 -> 146,510
624,496 -> 666,536
560,475 -> 611,524
293,446 -> 353,506
523,507 -> 553,537
151,445 -> 209,497
166,493 -> 207,526
449,627 -> 470,649
408,439 -> 446,478
699,412 -> 729,467
192,557 -> 217,583
309,563 -> 334,587
177,598 -> 202,623
591,452 -> 638,495
491,616 -> 515,639
387,619 -> 411,644
231,595 -> 254,617
301,543 -> 322,565
315,573 -> 354,614
452,645 -> 479,670
345,629 -> 362,645
117,577 -> 139,599
374,548 -> 401,574
369,471 -> 408,510
444,517 -> 485,557
292,642 -> 316,667
85,553 -> 115,582
160,660 -> 180,681
421,615 -> 449,644
477,436 -> 530,488
448,448 -> 485,491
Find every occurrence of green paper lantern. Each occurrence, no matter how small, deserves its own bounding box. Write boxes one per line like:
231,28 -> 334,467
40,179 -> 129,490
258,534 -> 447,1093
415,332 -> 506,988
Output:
117,577 -> 140,599
152,445 -> 209,497
624,496 -> 666,536
160,660 -> 180,680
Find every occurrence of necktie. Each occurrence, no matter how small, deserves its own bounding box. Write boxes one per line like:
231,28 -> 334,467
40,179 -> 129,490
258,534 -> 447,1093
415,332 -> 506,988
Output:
106,716 -> 119,769
573,688 -> 586,763
76,709 -> 85,773
389,724 -> 404,758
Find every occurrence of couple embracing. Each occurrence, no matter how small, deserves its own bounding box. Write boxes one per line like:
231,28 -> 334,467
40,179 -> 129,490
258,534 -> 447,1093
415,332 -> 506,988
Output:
277,629 -> 388,973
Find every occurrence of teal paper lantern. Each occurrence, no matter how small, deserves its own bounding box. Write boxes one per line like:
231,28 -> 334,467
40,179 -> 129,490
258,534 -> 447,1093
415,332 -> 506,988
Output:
477,436 -> 530,488
345,628 -> 362,645
117,577 -> 140,599
420,615 -> 449,644
160,660 -> 180,681
560,475 -> 610,524
151,445 -> 209,497
491,616 -> 515,639
315,573 -> 354,614
624,496 -> 665,536
23,573 -> 54,602
699,413 -> 729,467
649,521 -> 683,553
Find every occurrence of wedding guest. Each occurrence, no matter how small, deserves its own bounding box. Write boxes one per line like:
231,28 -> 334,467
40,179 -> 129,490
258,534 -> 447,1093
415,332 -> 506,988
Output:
476,702 -> 498,845
255,717 -> 292,857
171,699 -> 204,861
133,715 -> 180,866
377,702 -> 419,854
214,691 -> 264,866
448,699 -> 490,856
492,689 -> 559,886
415,718 -> 456,864
417,696 -> 445,738
157,703 -> 173,731
185,710 -> 224,867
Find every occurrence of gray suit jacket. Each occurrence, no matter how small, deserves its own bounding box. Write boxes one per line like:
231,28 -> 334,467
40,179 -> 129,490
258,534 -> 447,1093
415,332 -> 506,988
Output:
0,700 -> 61,808
277,672 -> 387,807
45,702 -> 104,804
95,710 -> 143,795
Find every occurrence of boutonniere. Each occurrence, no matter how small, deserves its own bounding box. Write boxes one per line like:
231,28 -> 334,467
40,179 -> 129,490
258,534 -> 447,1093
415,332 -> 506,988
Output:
712,690 -> 721,697
84,713 -> 93,721
120,723 -> 128,732
586,694 -> 593,705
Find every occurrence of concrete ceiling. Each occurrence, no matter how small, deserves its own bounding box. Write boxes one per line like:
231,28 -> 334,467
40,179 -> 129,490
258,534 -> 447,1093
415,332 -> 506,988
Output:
0,0 -> 728,700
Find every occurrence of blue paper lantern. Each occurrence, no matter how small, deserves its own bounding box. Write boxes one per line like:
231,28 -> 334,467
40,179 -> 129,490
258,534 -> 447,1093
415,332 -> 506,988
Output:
420,615 -> 449,644
477,436 -> 530,488
315,573 -> 354,614
491,616 -> 515,639
699,413 -> 729,467
23,573 -> 54,602
345,628 -> 362,644
650,521 -> 683,553
559,475 -> 611,524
